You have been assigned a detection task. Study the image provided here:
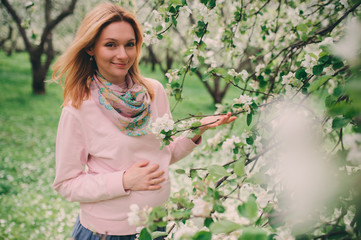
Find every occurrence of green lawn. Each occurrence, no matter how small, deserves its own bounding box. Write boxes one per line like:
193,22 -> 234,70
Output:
0,51 -> 242,239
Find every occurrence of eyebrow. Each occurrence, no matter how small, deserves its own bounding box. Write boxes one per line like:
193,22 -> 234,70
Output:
103,38 -> 136,42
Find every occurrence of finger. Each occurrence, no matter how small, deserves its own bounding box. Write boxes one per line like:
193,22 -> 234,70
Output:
228,116 -> 237,123
150,177 -> 165,185
136,160 -> 150,168
148,185 -> 162,190
150,170 -> 165,179
146,163 -> 160,173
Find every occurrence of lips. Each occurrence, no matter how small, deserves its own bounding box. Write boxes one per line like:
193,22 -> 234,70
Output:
112,62 -> 128,67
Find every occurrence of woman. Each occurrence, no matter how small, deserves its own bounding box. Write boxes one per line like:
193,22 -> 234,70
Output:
52,3 -> 236,239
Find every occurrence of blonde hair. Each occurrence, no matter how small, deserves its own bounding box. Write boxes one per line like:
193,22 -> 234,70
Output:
52,3 -> 154,108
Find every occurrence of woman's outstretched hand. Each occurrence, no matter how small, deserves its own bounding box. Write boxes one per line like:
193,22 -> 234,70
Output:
123,160 -> 165,191
192,112 -> 237,143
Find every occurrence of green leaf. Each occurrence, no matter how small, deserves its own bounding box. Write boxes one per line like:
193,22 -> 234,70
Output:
171,15 -> 178,27
234,160 -> 245,177
204,218 -> 214,228
238,227 -> 267,240
308,75 -> 331,92
233,103 -> 243,108
208,164 -> 230,178
157,34 -> 163,40
332,60 -> 344,70
301,87 -> 308,95
246,136 -> 254,145
333,86 -> 343,97
151,231 -> 168,239
214,204 -> 226,213
193,231 -> 212,240
174,89 -> 182,100
139,228 -> 151,240
251,102 -> 258,110
332,117 -> 350,129
247,113 -> 253,126
175,169 -> 186,174
171,209 -> 192,219
233,147 -> 239,154
191,121 -> 202,128
237,195 -> 258,219
295,68 -> 307,80
209,220 -> 242,234
296,23 -> 308,33
155,25 -> 163,32
312,64 -> 324,76
318,55 -> 330,64
25,1 -> 34,9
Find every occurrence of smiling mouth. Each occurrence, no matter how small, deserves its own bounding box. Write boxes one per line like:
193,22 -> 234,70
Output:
112,62 -> 128,67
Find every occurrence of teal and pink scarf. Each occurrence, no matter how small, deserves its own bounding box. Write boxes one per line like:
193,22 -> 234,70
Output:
90,73 -> 152,136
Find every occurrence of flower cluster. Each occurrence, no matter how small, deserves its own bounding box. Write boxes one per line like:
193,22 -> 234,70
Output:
227,69 -> 249,80
151,114 -> 174,139
232,94 -> 255,114
127,204 -> 152,229
165,69 -> 180,83
191,198 -> 212,217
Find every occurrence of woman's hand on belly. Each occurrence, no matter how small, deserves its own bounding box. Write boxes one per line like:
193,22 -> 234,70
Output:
123,160 -> 165,191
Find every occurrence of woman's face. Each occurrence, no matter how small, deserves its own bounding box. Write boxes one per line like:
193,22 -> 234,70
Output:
88,21 -> 137,85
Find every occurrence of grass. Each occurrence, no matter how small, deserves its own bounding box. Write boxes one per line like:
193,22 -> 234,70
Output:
0,51 -> 243,239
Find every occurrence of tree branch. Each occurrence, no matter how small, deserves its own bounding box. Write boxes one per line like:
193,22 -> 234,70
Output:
39,0 -> 77,50
1,0 -> 32,51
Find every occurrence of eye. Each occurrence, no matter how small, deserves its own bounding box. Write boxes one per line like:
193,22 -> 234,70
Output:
105,42 -> 116,47
126,41 -> 136,47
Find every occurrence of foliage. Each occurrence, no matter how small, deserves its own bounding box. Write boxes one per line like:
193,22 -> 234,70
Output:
0,52 -> 79,239
119,0 -> 361,239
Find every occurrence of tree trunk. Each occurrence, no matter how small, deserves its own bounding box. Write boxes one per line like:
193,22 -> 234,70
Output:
30,50 -> 46,94
1,0 -> 78,94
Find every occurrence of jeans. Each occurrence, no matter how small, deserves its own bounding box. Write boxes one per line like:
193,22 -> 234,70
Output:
71,216 -> 136,240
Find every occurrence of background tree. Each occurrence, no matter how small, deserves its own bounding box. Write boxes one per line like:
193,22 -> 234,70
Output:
1,0 -> 77,94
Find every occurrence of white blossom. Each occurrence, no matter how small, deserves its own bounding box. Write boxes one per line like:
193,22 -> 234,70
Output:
198,5 -> 216,23
301,54 -> 318,74
191,198 -> 212,217
173,222 -> 197,240
214,103 -> 226,114
207,129 -> 227,149
233,94 -> 253,105
281,72 -> 295,85
249,80 -> 259,90
152,10 -> 163,23
165,69 -> 180,83
222,136 -> 241,154
340,0 -> 349,8
319,37 -> 334,46
179,6 -> 192,18
151,114 -> 174,139
333,17 -> 361,63
228,69 -> 238,77
255,63 -> 265,76
127,204 -> 142,227
343,133 -> 361,165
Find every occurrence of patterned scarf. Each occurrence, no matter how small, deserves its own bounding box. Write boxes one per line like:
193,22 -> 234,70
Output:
90,73 -> 152,136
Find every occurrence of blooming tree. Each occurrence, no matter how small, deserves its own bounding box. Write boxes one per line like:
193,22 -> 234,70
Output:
117,0 -> 361,239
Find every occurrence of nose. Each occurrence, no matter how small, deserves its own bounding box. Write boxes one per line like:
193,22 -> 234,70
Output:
116,46 -> 128,60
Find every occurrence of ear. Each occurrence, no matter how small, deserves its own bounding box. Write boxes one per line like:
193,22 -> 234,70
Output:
86,48 -> 94,56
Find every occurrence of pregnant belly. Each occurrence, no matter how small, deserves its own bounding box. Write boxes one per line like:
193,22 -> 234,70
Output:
81,180 -> 171,221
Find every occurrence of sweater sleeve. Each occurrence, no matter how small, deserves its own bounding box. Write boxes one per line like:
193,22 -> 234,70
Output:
52,109 -> 129,203
153,80 -> 201,164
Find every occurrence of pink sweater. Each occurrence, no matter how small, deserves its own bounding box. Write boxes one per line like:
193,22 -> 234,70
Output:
53,79 -> 199,235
